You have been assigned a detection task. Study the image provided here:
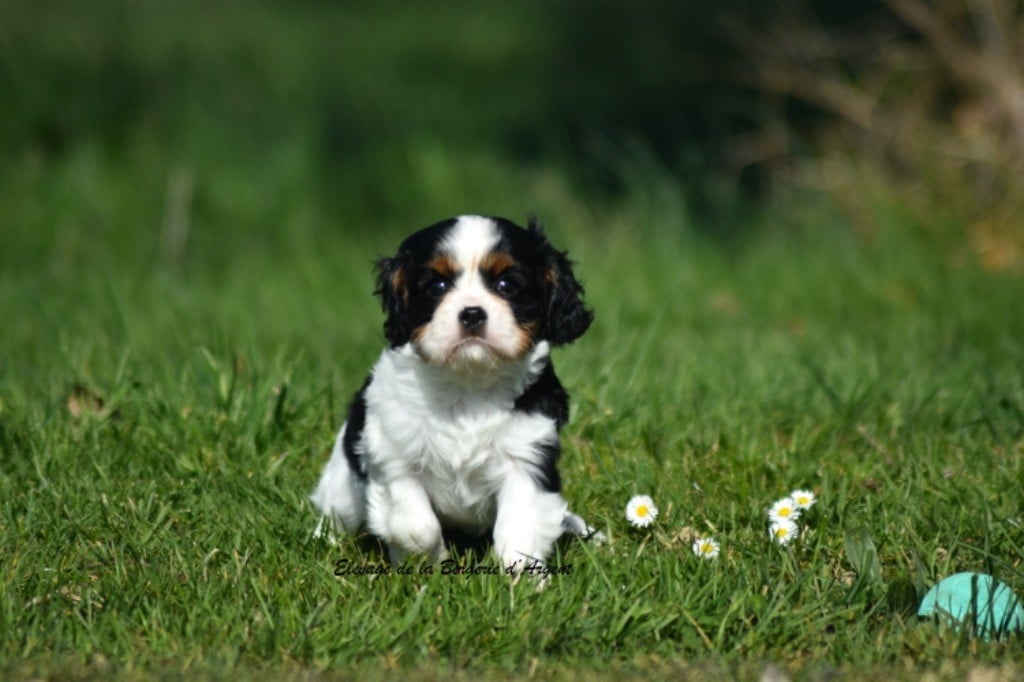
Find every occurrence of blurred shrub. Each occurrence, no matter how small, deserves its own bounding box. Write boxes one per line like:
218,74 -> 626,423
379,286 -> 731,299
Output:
733,0 -> 1024,271
6,0 -> 1017,268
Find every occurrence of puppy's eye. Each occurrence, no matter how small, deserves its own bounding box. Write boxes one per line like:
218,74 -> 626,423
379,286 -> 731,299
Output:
494,276 -> 519,296
425,278 -> 450,297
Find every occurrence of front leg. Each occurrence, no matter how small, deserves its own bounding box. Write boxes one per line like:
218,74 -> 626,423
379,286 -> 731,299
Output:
493,467 -> 568,573
366,477 -> 448,565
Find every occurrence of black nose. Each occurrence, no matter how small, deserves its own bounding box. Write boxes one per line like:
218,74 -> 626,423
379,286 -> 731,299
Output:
458,306 -> 487,331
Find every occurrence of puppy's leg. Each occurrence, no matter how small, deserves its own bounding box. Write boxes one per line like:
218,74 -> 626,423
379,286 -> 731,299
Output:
493,467 -> 567,573
366,477 -> 447,565
309,425 -> 366,542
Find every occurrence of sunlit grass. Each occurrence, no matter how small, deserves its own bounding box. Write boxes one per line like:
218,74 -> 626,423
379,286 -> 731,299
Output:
2,187 -> 1022,679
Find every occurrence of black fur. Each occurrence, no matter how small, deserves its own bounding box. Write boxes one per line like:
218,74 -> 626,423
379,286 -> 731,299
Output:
375,217 -> 459,347
513,358 -> 570,493
527,440 -> 562,493
513,358 -> 570,430
342,377 -> 372,480
528,218 -> 594,346
374,256 -> 407,347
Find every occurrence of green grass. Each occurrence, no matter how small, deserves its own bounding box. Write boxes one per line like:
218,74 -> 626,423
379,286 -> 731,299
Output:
3,195 -> 1023,680
2,2 -> 1024,680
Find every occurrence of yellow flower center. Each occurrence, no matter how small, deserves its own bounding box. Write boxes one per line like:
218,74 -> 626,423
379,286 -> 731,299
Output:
779,507 -> 792,517
636,505 -> 649,517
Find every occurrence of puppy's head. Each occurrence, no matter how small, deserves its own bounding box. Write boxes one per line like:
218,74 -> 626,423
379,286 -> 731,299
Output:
375,215 -> 592,372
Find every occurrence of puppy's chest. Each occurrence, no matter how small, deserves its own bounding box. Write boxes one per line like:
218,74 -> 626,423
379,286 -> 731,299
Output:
392,398 -> 521,472
366,388 -> 554,482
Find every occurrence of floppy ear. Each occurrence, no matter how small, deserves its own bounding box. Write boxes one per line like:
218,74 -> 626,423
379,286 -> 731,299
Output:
374,254 -> 413,347
531,218 -> 594,346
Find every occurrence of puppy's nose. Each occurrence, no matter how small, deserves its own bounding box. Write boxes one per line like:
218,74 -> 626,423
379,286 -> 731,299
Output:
458,306 -> 487,332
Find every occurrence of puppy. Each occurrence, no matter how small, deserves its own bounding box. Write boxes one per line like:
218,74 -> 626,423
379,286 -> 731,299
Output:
310,215 -> 597,572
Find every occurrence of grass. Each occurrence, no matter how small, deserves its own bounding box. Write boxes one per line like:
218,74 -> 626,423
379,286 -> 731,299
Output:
3,198 -> 1023,680
2,2 -> 1024,679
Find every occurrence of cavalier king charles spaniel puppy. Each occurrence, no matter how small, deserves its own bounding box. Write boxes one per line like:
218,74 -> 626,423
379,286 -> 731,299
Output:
310,215 -> 598,572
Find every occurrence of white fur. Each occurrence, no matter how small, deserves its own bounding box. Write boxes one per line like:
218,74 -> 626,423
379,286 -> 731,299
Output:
312,342 -> 576,570
493,468 -> 567,570
309,425 -> 366,538
441,215 -> 502,265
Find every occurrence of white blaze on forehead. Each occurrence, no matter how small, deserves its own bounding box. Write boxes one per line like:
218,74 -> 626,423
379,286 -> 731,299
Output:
440,216 -> 501,275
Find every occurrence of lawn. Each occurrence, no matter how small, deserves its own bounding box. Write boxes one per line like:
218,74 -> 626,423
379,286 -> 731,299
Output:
2,2 -> 1023,680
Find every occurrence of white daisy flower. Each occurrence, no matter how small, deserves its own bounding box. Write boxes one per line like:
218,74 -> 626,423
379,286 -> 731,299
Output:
790,489 -> 816,510
625,495 -> 658,528
769,519 -> 799,545
692,537 -> 720,560
768,497 -> 801,524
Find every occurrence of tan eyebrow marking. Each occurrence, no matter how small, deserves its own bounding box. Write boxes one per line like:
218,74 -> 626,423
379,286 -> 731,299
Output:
427,254 -> 459,280
479,251 -> 517,277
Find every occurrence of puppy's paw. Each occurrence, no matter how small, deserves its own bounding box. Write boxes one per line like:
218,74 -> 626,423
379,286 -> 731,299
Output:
387,513 -> 445,563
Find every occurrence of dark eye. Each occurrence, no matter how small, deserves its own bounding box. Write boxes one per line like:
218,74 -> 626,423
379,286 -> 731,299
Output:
494,276 -> 519,296
426,278 -> 450,297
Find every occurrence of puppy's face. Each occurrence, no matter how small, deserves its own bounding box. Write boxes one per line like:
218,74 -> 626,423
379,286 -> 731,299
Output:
376,215 -> 592,372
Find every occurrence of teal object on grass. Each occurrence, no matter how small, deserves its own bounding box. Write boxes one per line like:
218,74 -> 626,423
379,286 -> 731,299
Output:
917,572 -> 1024,640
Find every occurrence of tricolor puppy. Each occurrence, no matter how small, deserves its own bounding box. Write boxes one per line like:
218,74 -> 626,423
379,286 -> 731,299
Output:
310,215 -> 597,572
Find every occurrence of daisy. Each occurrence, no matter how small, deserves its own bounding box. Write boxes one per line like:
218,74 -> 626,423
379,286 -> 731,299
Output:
790,489 -> 816,510
768,497 -> 801,524
769,519 -> 799,545
692,537 -> 720,560
625,495 -> 658,528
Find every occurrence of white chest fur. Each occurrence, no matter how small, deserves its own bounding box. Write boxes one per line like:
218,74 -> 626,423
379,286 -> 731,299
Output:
360,345 -> 557,529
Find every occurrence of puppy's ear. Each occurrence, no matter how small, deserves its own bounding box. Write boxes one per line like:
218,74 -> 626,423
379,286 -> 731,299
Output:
531,218 -> 594,346
374,254 -> 412,347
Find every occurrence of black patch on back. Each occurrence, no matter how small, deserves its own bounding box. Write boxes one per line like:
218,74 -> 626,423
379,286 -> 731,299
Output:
514,358 -> 569,492
513,358 -> 570,430
342,376 -> 372,480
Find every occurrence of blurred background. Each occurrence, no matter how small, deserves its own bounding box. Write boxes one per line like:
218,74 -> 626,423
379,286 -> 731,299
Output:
2,0 -> 1022,284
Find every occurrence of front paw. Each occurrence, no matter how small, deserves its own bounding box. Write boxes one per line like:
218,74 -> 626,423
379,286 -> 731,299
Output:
388,543 -> 450,566
493,473 -> 567,580
497,545 -> 551,577
386,513 -> 445,564
499,552 -> 555,591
